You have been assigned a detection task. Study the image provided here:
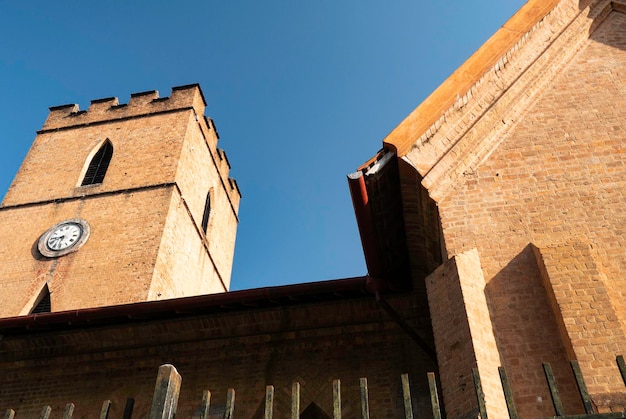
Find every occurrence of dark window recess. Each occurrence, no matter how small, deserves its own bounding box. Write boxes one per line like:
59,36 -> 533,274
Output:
32,288 -> 51,314
82,140 -> 113,185
201,190 -> 212,233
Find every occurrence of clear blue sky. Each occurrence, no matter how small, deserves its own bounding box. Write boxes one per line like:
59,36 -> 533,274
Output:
0,1 -> 527,291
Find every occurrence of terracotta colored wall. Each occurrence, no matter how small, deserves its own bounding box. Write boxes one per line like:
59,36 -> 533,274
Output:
0,85 -> 240,315
431,8 -> 626,417
426,249 -> 508,418
0,296 -> 437,418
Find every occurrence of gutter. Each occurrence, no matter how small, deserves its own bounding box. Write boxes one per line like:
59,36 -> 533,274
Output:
349,150 -> 437,361
347,150 -> 395,293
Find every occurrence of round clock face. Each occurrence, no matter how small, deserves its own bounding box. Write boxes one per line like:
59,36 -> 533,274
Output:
46,223 -> 82,251
38,219 -> 90,257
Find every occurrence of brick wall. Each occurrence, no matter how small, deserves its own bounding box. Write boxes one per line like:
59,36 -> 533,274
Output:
390,1 -> 626,416
427,249 -> 508,419
425,4 -> 626,417
0,85 -> 240,315
0,294 -> 437,418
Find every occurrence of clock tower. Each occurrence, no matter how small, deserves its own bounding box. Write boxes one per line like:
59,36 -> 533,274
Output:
0,84 -> 241,317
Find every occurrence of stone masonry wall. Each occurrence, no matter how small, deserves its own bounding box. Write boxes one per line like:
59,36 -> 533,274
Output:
0,85 -> 240,314
0,295 -> 437,418
0,188 -> 171,316
433,8 -> 626,417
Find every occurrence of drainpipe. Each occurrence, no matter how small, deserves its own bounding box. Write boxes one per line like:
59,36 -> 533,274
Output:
347,170 -> 386,294
348,153 -> 437,362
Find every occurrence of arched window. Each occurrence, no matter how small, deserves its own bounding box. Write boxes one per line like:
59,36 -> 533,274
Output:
81,140 -> 113,186
31,284 -> 51,314
201,189 -> 213,233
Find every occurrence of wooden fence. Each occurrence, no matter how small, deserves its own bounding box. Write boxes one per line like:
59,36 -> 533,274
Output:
4,356 -> 626,418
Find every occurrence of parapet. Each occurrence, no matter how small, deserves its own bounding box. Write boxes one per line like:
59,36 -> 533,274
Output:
41,84 -> 208,131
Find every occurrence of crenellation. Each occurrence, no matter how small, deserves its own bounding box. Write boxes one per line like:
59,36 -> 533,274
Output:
170,83 -> 206,117
41,84 -> 208,132
43,104 -> 79,129
228,178 -> 241,197
128,90 -> 159,107
219,148 -> 231,169
88,97 -> 119,115
208,117 -> 220,138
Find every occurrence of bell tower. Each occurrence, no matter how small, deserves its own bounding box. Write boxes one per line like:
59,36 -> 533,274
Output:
0,84 -> 241,317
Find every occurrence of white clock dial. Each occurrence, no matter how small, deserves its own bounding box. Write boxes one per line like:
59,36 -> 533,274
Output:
38,219 -> 91,258
46,223 -> 82,251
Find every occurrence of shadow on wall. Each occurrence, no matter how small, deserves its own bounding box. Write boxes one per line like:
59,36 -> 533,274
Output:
581,0 -> 626,50
484,244 -> 583,418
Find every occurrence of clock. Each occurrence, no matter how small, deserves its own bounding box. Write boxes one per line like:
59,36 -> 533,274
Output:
38,219 -> 90,257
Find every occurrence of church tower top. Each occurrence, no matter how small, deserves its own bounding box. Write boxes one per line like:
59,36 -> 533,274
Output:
0,84 -> 240,317
42,84 -> 209,132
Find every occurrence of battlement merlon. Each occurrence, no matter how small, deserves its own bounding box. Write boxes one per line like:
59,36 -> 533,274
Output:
41,84 -> 208,132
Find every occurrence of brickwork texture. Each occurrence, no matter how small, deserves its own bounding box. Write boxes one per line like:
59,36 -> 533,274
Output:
0,85 -> 240,316
0,295 -> 437,418
396,1 -> 626,417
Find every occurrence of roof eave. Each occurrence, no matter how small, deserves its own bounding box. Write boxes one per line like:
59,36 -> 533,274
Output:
382,0 -> 562,158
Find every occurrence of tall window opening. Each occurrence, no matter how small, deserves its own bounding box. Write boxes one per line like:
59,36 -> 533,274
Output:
31,284 -> 51,314
201,189 -> 213,234
81,140 -> 113,186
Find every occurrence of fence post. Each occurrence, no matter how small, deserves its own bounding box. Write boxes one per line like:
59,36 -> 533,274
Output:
265,385 -> 274,419
199,390 -> 211,419
427,372 -> 442,419
401,373 -> 414,419
570,360 -> 594,414
63,403 -> 75,419
359,378 -> 370,419
39,406 -> 51,419
123,398 -> 135,419
3,409 -> 15,419
471,368 -> 488,419
224,388 -> 235,419
333,379 -> 341,419
291,382 -> 300,419
542,362 -> 565,416
100,400 -> 111,419
617,355 -> 626,386
148,364 -> 182,419
498,367 -> 518,419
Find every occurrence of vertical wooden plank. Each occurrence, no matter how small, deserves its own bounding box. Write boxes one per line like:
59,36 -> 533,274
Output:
3,409 -> 15,419
39,406 -> 52,419
543,362 -> 565,416
199,390 -> 211,419
265,385 -> 274,419
471,368 -> 488,419
291,382 -> 301,419
123,398 -> 135,419
617,355 -> 626,386
224,388 -> 235,419
427,372 -> 442,419
149,364 -> 182,419
359,378 -> 370,419
333,379 -> 341,419
401,373 -> 414,419
498,367 -> 518,419
63,403 -> 75,419
570,360 -> 594,414
100,400 -> 111,419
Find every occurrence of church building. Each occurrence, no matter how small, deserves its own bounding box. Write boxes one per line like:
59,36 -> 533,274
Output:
1,0 -> 626,417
